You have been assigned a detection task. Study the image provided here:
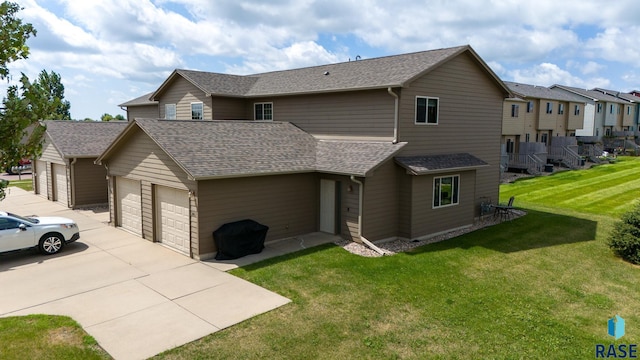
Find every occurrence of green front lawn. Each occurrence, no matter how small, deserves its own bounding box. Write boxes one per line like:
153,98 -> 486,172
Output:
0,315 -> 110,360
6,179 -> 33,192
155,157 -> 640,359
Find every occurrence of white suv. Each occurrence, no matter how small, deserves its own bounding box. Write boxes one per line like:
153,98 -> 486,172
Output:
0,211 -> 80,255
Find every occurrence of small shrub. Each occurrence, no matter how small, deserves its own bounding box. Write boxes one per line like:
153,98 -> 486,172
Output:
609,203 -> 640,264
0,179 -> 7,201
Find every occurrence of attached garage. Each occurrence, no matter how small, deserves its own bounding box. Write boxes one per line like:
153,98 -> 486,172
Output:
116,177 -> 142,236
52,163 -> 68,206
33,121 -> 127,208
35,160 -> 48,198
155,185 -> 190,254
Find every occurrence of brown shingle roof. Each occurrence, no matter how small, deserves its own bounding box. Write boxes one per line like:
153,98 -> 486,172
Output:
108,119 -> 405,180
118,92 -> 157,107
551,85 -> 627,103
150,45 -> 510,100
395,153 -> 488,175
505,81 -> 585,102
44,120 -> 128,158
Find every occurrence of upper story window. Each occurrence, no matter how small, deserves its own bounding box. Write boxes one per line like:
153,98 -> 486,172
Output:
628,106 -> 633,115
574,105 -> 580,116
511,104 -> 519,118
617,105 -> 621,114
546,102 -> 553,114
415,96 -> 439,125
527,101 -> 534,113
525,133 -> 530,142
597,103 -> 602,113
165,104 -> 176,120
191,102 -> 203,120
433,175 -> 459,208
255,102 -> 273,121
558,103 -> 564,115
609,104 -> 614,114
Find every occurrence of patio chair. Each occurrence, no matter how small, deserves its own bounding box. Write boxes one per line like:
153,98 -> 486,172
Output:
494,196 -> 515,222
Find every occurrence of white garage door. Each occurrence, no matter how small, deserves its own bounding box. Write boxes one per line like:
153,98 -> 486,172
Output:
36,160 -> 47,197
52,163 -> 68,206
116,177 -> 142,236
155,185 -> 190,254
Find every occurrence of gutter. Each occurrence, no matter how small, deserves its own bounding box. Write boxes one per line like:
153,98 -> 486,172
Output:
350,175 -> 386,256
387,87 -> 399,144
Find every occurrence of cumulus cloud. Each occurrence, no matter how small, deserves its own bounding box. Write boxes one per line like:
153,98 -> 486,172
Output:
509,63 -> 610,89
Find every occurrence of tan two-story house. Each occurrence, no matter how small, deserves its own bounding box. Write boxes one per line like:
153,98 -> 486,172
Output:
106,45 -> 511,260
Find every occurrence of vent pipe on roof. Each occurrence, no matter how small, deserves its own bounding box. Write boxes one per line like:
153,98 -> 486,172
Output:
388,87 -> 399,144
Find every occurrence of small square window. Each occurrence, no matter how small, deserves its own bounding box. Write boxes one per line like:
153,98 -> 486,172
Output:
415,96 -> 439,124
255,102 -> 273,121
191,102 -> 203,120
511,104 -> 519,118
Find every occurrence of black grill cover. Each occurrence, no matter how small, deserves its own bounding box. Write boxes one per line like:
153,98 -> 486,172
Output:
213,219 -> 268,260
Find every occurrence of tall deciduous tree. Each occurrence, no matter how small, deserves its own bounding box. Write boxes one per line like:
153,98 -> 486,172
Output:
0,1 -> 36,80
0,70 -> 71,170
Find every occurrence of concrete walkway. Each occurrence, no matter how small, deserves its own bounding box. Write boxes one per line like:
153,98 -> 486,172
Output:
0,188 -> 293,360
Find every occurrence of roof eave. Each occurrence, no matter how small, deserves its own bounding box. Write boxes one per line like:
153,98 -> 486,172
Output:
398,163 -> 489,176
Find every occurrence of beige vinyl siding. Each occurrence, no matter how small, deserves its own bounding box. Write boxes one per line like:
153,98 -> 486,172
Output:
39,138 -> 64,164
251,89 -> 396,139
502,99 -> 525,135
158,76 -> 212,119
538,100 -> 557,130
397,168 -> 412,239
107,128 -> 195,190
211,96 -> 247,120
72,158 -> 108,206
410,171 -> 476,239
127,105 -> 159,120
623,104 -> 634,127
196,173 -> 317,256
567,102 -> 584,131
523,100 -> 538,140
397,51 -> 503,216
362,160 -> 398,241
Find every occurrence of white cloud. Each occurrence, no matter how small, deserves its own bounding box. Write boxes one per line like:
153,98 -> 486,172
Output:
509,63 -> 611,89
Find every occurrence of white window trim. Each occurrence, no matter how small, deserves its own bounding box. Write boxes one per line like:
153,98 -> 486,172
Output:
254,102 -> 274,121
558,103 -> 564,115
415,96 -> 439,125
432,174 -> 460,209
511,104 -> 519,118
165,103 -> 176,120
191,102 -> 204,120
546,102 -> 553,114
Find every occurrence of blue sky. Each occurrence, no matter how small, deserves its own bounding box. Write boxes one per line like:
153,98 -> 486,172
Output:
5,0 -> 640,120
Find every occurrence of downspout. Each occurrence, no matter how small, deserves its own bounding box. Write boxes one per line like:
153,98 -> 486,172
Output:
387,87 -> 399,144
70,158 -> 77,208
350,175 -> 386,256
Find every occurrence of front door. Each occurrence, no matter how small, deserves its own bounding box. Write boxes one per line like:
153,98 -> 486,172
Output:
320,179 -> 337,234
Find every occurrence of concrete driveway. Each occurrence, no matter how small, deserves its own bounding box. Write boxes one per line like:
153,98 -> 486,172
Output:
0,188 -> 290,360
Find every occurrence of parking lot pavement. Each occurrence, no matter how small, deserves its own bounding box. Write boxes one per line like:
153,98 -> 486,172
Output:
0,188 -> 290,360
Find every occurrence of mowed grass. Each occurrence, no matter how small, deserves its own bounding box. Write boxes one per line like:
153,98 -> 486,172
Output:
500,157 -> 640,217
6,179 -> 33,192
155,158 -> 640,359
0,315 -> 110,360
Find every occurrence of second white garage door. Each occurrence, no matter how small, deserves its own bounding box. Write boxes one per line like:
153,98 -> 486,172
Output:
52,163 -> 68,206
116,177 -> 142,236
36,160 -> 48,198
155,185 -> 190,254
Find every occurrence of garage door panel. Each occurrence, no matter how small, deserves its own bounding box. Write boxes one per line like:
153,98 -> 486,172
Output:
36,160 -> 47,197
116,177 -> 142,236
53,164 -> 68,206
156,186 -> 190,254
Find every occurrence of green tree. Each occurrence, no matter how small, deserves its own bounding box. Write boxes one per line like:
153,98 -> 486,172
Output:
0,1 -> 36,79
0,70 -> 71,170
100,113 -> 113,122
114,114 -> 125,120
